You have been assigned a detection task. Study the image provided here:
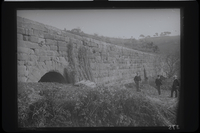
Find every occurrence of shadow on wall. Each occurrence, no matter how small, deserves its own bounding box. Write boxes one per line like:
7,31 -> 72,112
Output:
38,71 -> 67,83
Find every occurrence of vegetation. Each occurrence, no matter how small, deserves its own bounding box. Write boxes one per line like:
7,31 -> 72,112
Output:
18,81 -> 178,127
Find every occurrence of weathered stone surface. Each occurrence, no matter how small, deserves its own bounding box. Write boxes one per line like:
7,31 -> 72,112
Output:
29,55 -> 38,61
24,61 -> 35,66
39,56 -> 50,62
54,35 -> 65,41
45,39 -> 57,46
17,16 -> 159,85
16,34 -> 22,41
58,46 -> 67,51
50,45 -> 57,51
18,76 -> 27,82
18,47 -> 34,55
23,35 -> 29,41
46,51 -> 55,56
65,37 -> 70,43
38,38 -> 45,44
44,33 -> 55,39
58,41 -> 67,47
25,29 -> 33,36
18,53 -> 29,61
33,29 -> 44,38
28,36 -> 38,43
17,27 -> 25,34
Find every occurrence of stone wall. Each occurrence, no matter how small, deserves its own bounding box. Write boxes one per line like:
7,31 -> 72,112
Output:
17,16 -> 158,86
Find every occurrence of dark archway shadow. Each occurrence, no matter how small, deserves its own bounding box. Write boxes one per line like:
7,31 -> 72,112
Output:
38,71 -> 67,83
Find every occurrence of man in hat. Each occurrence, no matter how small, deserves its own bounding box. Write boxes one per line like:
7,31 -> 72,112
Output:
155,75 -> 162,95
134,72 -> 141,92
171,75 -> 180,98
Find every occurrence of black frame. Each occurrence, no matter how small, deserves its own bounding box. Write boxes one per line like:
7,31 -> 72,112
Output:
2,1 -> 199,132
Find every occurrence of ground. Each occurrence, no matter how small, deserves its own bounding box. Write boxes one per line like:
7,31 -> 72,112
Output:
18,81 -> 179,127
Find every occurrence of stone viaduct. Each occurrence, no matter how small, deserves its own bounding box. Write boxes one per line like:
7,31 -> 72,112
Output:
17,16 -> 159,86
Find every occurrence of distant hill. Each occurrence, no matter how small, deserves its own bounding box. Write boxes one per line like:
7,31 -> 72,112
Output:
66,29 -> 180,55
143,36 -> 180,55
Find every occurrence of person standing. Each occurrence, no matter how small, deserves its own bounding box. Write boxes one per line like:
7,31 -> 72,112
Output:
134,72 -> 141,92
171,75 -> 180,98
155,75 -> 162,95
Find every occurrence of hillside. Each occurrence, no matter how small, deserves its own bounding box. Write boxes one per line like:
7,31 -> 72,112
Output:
67,29 -> 180,55
143,36 -> 180,54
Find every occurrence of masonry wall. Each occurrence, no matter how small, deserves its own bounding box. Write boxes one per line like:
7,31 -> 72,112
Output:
17,16 -> 158,86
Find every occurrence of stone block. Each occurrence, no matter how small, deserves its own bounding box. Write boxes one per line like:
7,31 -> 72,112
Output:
39,56 -> 50,62
26,41 -> 41,49
65,37 -> 70,43
25,61 -> 35,66
25,29 -> 33,36
45,60 -> 52,66
44,33 -> 55,39
27,74 -> 38,82
33,29 -> 44,38
18,76 -> 27,82
46,51 -> 54,56
58,41 -> 67,47
45,39 -> 57,46
35,49 -> 46,56
23,35 -> 29,41
58,46 -> 67,51
17,53 -> 29,61
50,45 -> 57,51
17,27 -> 25,34
29,55 -> 38,61
38,38 -> 45,44
18,61 -> 24,65
54,35 -> 65,41
18,47 -> 34,55
17,34 -> 23,40
18,65 -> 26,72
70,38 -> 77,44
18,66 -> 28,76
28,36 -> 38,43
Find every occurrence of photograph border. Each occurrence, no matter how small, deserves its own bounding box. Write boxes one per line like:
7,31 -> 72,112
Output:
2,1 -> 199,132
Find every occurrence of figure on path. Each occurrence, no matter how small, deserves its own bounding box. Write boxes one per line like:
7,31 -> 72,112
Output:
134,72 -> 141,92
155,75 -> 162,95
171,75 -> 180,98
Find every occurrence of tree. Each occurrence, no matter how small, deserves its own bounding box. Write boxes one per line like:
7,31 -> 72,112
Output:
153,33 -> 158,37
160,31 -> 171,37
155,33 -> 158,36
139,34 -> 145,38
146,35 -> 151,38
163,31 -> 171,36
162,51 -> 180,78
71,27 -> 82,33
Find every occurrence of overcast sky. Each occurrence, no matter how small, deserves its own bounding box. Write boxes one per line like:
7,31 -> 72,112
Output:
17,9 -> 180,39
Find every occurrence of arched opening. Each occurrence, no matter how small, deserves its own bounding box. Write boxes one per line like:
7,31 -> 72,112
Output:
38,71 -> 67,83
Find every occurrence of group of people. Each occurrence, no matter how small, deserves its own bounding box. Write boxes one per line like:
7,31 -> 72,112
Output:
134,72 -> 180,98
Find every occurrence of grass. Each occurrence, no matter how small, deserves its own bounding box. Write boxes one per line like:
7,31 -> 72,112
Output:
18,81 -> 178,127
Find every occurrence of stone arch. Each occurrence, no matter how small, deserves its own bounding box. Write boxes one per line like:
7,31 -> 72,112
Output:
38,70 -> 67,83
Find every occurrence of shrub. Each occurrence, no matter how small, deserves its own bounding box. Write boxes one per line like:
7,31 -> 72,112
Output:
18,82 -> 177,127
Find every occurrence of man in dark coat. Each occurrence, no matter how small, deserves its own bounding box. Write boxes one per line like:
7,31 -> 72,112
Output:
171,75 -> 180,98
155,75 -> 162,95
134,72 -> 141,92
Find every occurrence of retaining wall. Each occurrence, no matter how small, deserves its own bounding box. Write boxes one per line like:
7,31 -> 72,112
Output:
17,16 -> 159,86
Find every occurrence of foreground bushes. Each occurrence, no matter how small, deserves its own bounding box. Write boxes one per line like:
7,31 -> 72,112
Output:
18,82 -> 177,127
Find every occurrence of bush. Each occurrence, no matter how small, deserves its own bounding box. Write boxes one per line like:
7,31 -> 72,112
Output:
18,82 -> 177,127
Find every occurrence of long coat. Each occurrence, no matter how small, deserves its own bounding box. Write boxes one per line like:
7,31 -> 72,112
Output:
172,79 -> 179,90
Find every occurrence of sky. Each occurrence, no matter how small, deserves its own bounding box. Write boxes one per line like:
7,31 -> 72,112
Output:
17,9 -> 180,39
